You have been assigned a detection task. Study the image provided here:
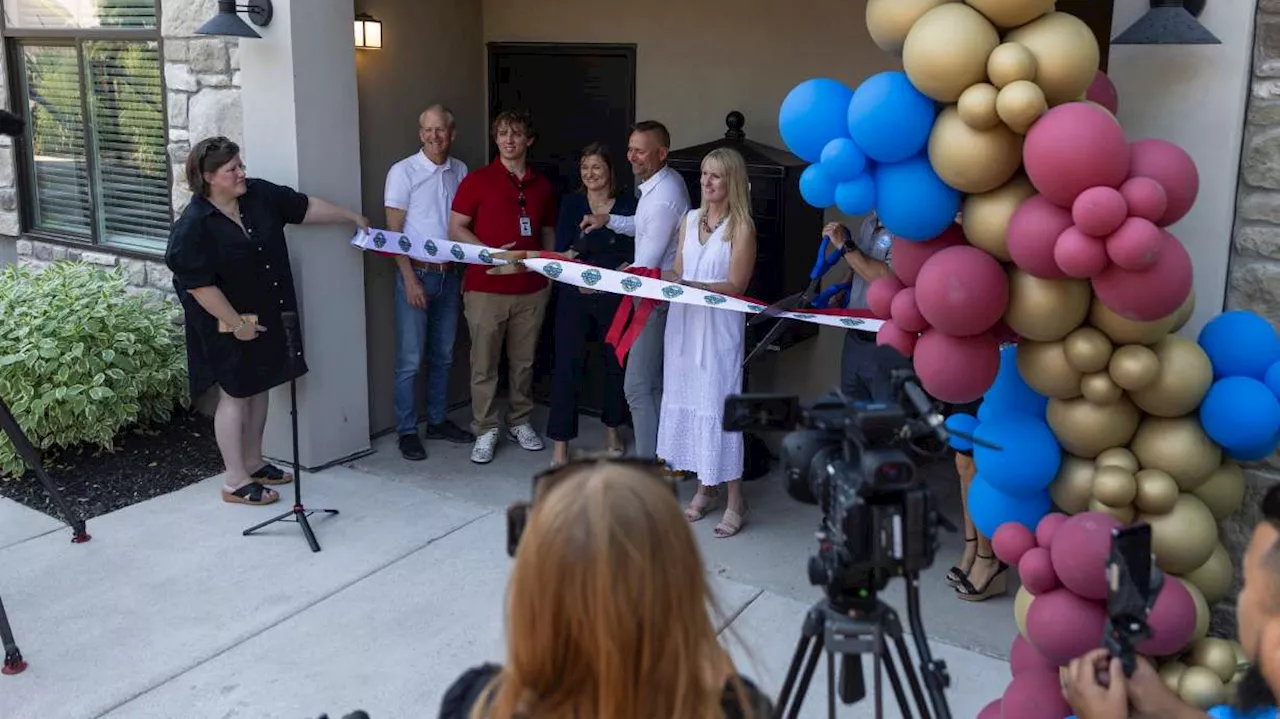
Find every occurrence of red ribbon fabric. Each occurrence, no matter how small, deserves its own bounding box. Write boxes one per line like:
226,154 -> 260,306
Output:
605,266 -> 663,364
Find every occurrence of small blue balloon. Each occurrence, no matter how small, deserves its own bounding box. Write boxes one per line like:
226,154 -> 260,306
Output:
973,414 -> 1062,498
874,154 -> 962,241
848,71 -> 938,164
1197,310 -> 1280,381
1266,360 -> 1280,400
835,174 -> 876,216
982,344 -> 1049,420
946,413 -> 979,452
780,78 -> 856,164
1200,376 -> 1280,453
800,164 -> 837,208
1225,430 -> 1280,462
968,475 -> 1052,540
820,138 -> 868,182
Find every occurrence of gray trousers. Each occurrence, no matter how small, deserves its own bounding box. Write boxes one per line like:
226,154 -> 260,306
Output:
624,301 -> 667,459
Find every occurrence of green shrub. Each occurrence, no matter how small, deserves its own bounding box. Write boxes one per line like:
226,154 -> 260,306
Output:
0,261 -> 189,478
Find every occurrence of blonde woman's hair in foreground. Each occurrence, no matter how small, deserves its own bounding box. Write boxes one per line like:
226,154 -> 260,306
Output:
472,461 -> 756,719
700,147 -> 755,245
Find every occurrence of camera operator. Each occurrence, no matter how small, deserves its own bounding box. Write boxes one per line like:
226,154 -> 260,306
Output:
438,459 -> 773,719
1064,483 -> 1280,719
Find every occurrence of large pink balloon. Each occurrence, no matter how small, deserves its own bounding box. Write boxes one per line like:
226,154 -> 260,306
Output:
1087,71 -> 1120,115
993,521 -> 1038,565
1007,195 -> 1073,279
877,319 -> 919,358
1073,186 -> 1128,237
1128,139 -> 1199,226
977,699 -> 1002,719
1019,547 -> 1061,595
890,286 -> 930,333
1024,103 -> 1131,208
914,246 -> 1010,336
1137,578 -> 1197,657
891,224 -> 966,287
1092,231 -> 1193,321
1120,177 -> 1168,224
1036,513 -> 1070,549
1000,670 -> 1073,719
913,330 -> 1001,403
1011,635 -> 1058,678
1026,588 -> 1107,666
1105,217 -> 1162,271
1054,226 -> 1109,278
1050,512 -> 1122,600
867,276 -> 905,319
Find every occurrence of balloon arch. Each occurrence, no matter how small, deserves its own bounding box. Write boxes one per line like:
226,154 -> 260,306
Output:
776,1 -> 1280,716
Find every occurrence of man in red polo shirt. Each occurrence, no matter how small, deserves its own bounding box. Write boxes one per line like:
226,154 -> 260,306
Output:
449,109 -> 557,464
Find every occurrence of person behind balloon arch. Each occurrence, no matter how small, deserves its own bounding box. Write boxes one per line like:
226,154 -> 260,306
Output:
944,398 -> 1010,602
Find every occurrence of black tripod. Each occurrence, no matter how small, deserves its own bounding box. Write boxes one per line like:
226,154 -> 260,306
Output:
774,575 -> 952,719
242,311 -> 338,552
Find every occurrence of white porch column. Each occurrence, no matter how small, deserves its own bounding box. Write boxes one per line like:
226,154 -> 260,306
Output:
238,0 -> 371,468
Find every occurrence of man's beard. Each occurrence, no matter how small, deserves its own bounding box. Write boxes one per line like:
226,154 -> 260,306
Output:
1234,661 -> 1277,712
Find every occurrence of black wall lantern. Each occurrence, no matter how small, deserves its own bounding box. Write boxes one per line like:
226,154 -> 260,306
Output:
196,0 -> 274,39
1113,0 -> 1220,45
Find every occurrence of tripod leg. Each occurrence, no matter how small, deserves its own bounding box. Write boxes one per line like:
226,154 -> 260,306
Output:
0,594 -> 27,675
0,398 -> 89,543
242,509 -> 294,535
905,577 -> 952,719
878,643 -> 914,719
880,603 -> 930,716
296,511 -> 321,553
775,608 -> 826,719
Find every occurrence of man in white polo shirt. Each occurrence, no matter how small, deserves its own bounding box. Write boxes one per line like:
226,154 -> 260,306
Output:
385,104 -> 475,461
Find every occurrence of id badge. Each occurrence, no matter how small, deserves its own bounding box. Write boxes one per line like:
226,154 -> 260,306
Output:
519,216 -> 533,237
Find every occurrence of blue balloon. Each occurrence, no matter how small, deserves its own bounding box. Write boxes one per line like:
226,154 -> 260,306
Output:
977,401 -> 995,423
982,344 -> 1049,420
1266,360 -> 1280,400
848,71 -> 938,164
780,78 -> 856,164
1225,430 -> 1280,462
1197,310 -> 1280,381
1200,376 -> 1280,453
946,413 -> 979,452
874,154 -> 962,241
835,174 -> 876,216
820,138 -> 868,182
799,164 -> 837,208
968,475 -> 1052,539
973,414 -> 1062,498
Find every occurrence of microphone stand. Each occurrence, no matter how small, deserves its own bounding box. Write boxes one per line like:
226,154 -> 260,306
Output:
241,311 -> 338,552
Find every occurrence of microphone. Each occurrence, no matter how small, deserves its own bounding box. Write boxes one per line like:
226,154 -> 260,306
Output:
280,311 -> 303,365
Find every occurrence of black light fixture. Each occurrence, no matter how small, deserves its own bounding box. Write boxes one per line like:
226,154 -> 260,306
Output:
1113,0 -> 1219,45
196,0 -> 274,39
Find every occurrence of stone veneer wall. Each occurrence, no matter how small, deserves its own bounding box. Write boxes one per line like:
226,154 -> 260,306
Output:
7,0 -> 244,301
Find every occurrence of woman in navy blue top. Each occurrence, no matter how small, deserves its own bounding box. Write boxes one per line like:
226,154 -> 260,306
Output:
547,143 -> 638,466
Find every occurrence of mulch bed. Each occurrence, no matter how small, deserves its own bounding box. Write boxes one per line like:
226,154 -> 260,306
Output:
0,409 -> 223,522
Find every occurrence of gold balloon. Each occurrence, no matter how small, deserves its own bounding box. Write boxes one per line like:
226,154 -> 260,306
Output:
962,174 -> 1035,260
1193,461 -> 1246,521
903,3 -> 1001,103
866,0 -> 954,56
957,83 -> 1001,130
1063,327 -> 1114,374
1092,465 -> 1137,507
1080,371 -> 1123,404
1046,396 -> 1141,458
1133,468 -> 1180,515
928,106 -> 1024,193
1089,497 -> 1135,524
1130,415 -> 1222,491
1178,666 -> 1227,709
996,80 -> 1048,134
1088,295 -> 1178,346
1015,585 -> 1034,639
1160,661 -> 1188,693
1189,639 -> 1240,684
1182,578 -> 1211,644
1182,543 -> 1235,606
1005,270 -> 1092,342
1003,12 -> 1101,106
1140,494 -> 1218,575
1017,341 -> 1083,399
1129,335 -> 1214,418
1096,447 -> 1140,473
986,41 -> 1038,87
1109,344 -> 1161,391
1050,453 -> 1095,514
965,0 -> 1055,28
1171,288 -> 1197,332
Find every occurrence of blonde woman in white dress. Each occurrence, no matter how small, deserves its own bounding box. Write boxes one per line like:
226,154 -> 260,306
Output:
656,147 -> 757,538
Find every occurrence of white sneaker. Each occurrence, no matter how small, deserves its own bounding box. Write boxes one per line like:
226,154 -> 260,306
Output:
471,429 -> 498,464
506,423 -> 544,451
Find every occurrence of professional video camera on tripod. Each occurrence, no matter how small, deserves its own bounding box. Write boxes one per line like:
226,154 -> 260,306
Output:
723,368 -> 995,719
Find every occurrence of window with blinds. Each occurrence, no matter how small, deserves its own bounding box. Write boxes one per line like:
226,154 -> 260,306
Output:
3,0 -> 157,30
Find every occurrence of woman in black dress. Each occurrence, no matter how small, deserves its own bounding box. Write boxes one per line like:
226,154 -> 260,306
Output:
166,136 -> 367,506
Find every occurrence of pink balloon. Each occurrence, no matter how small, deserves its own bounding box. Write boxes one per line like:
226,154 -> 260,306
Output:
890,287 -> 930,333
1072,186 -> 1128,237
1092,231 -> 1193,321
1000,669 -> 1073,719
993,522 -> 1037,565
914,246 -> 1010,337
1007,195 -> 1073,279
1019,547 -> 1061,595
1128,139 -> 1199,226
1049,512 -> 1123,600
1138,578 -> 1198,657
1119,177 -> 1169,224
1025,588 -> 1107,666
877,319 -> 919,358
1011,635 -> 1058,678
891,224 -> 966,286
912,330 -> 1001,403
1036,513 -> 1069,549
1024,103 -> 1131,208
977,699 -> 1002,719
1105,217 -> 1162,271
867,276 -> 905,319
1087,70 -> 1120,115
1054,226 -> 1110,278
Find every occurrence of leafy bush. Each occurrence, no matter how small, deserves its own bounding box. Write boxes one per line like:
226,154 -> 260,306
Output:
0,261 -> 188,478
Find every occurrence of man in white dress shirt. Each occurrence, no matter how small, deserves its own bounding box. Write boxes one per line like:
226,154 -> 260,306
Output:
581,120 -> 691,460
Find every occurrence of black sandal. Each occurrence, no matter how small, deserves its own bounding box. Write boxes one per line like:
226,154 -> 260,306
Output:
945,536 -> 977,588
250,463 -> 293,486
222,482 -> 280,506
954,554 -> 1010,602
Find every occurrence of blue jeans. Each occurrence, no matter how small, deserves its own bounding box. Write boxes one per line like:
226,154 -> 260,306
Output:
394,267 -> 462,436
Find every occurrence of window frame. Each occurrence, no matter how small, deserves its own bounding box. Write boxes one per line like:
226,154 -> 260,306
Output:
1,2 -> 172,259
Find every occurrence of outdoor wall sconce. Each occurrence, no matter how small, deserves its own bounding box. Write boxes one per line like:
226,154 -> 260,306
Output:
354,14 -> 383,50
1113,0 -> 1220,45
196,0 -> 274,39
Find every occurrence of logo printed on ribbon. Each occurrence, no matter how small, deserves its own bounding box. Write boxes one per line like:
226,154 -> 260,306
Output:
747,303 -> 765,312
582,269 -> 602,286
397,236 -> 411,252
704,295 -> 727,306
425,239 -> 438,256
840,318 -> 865,328
479,249 -> 494,264
794,313 -> 816,320
621,277 -> 642,293
544,262 -> 563,279
451,245 -> 465,261
373,232 -> 387,249
662,285 -> 684,300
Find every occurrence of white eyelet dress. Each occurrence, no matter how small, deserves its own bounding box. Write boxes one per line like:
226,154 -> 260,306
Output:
656,210 -> 745,486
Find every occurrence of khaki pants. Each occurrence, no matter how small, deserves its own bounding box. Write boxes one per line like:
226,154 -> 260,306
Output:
463,287 -> 550,434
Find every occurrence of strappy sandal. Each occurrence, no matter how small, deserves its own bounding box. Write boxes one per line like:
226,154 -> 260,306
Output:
945,536 -> 978,588
684,488 -> 720,522
222,481 -> 280,506
714,504 -> 748,538
250,463 -> 293,486
955,554 -> 1009,602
